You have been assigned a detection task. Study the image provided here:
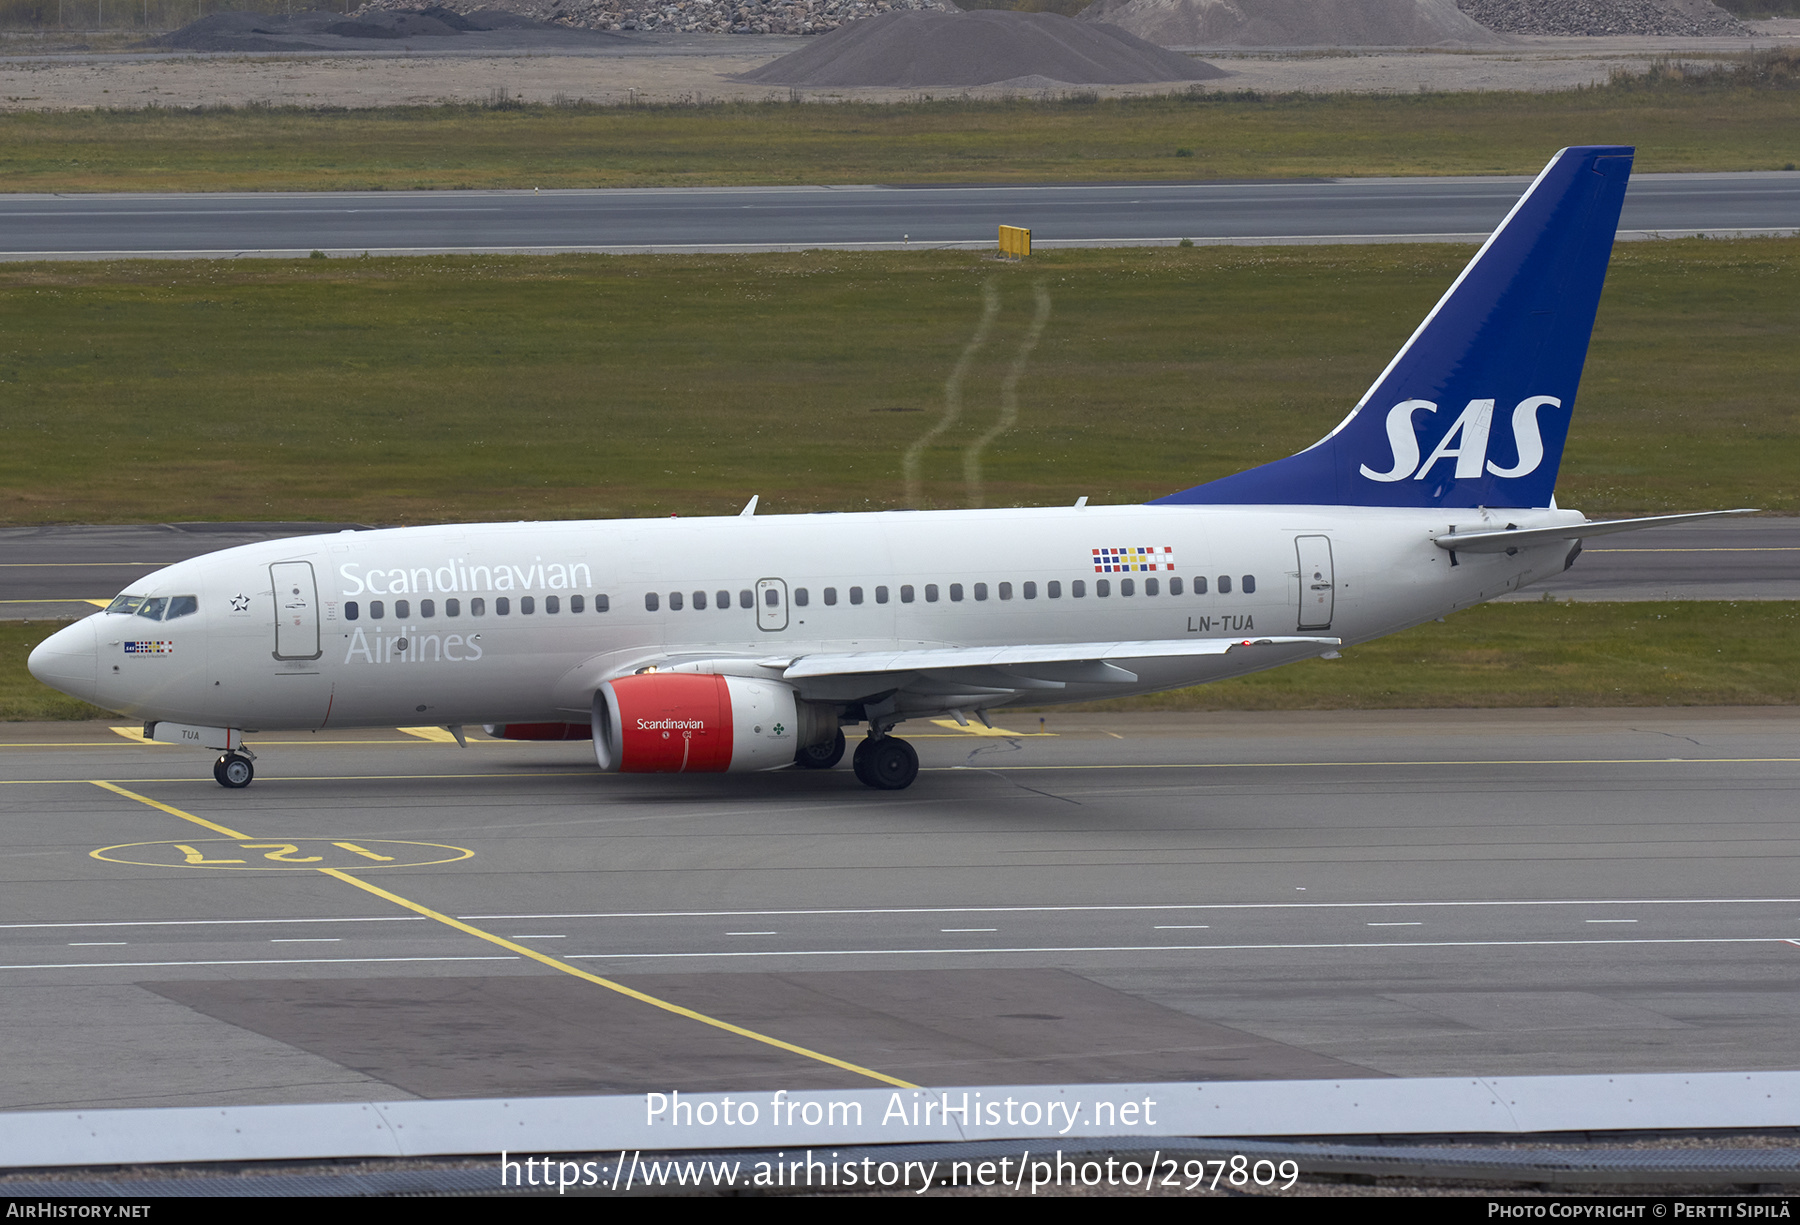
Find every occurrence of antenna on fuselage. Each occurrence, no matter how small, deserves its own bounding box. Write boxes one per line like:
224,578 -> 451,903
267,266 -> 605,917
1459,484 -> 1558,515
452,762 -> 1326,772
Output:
739,496 -> 759,517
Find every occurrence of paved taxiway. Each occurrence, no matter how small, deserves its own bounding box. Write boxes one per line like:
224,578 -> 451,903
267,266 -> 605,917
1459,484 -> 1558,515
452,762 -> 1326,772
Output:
1,172 -> 1794,259
4,517 -> 1793,622
1,709 -> 1796,1110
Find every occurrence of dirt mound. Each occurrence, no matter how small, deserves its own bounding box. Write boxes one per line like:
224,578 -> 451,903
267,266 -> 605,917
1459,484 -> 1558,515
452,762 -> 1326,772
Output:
741,10 -> 1227,86
1455,0 -> 1749,36
1074,0 -> 1506,47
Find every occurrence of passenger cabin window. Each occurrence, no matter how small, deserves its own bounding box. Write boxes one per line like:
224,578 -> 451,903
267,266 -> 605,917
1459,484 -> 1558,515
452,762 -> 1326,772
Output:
824,587 -> 837,606
668,592 -> 682,611
1218,575 -> 1232,594
850,587 -> 864,605
396,599 -> 411,619
546,595 -> 560,613
716,590 -> 729,611
925,584 -> 939,603
1146,578 -> 1159,596
471,598 -> 486,616
524,596 -> 537,614
1048,581 -> 1061,598
370,600 -> 386,620
900,585 -> 914,603
692,591 -> 706,610
740,590 -> 753,609
1170,577 -> 1183,596
764,588 -> 779,607
497,597 -> 511,615
346,601 -> 360,621
1096,580 -> 1110,597
1243,575 -> 1257,594
448,598 -> 462,616
1023,582 -> 1036,599
1072,581 -> 1086,598
1193,576 -> 1208,595
567,595 -> 581,614
645,593 -> 659,612
794,588 -> 809,607
949,584 -> 963,602
422,599 -> 436,618
1121,579 -> 1134,597
973,583 -> 987,601
999,582 -> 1012,600
876,586 -> 890,604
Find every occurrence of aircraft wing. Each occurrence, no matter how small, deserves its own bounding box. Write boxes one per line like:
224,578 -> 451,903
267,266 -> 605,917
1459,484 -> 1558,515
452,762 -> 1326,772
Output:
1432,509 -> 1758,554
766,637 -> 1341,691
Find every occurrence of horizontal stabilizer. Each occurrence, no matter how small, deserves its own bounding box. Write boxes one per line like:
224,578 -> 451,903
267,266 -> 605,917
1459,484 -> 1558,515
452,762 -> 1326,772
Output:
1433,509 -> 1758,554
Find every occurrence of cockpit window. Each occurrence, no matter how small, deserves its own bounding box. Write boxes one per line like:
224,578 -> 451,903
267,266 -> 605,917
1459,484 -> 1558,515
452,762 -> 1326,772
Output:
120,595 -> 199,621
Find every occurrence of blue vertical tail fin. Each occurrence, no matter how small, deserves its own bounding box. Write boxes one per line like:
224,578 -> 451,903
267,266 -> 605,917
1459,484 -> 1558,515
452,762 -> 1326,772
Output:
1151,145 -> 1634,509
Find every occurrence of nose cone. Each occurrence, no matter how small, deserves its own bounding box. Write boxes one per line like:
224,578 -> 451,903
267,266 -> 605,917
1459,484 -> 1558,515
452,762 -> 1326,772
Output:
28,618 -> 99,705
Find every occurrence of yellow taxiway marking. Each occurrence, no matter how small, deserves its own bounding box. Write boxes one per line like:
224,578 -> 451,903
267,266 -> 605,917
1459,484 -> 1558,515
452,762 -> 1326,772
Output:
1587,547 -> 1800,553
108,727 -> 163,745
926,719 -> 1052,738
92,838 -> 472,871
86,780 -> 918,1091
397,726 -> 462,743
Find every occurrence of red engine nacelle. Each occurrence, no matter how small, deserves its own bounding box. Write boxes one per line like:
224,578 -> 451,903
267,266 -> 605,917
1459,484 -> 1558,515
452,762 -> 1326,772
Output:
592,672 -> 832,773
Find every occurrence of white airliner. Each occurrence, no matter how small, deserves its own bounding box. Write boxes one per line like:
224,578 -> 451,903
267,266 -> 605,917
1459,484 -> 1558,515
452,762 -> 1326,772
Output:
28,146 -> 1749,791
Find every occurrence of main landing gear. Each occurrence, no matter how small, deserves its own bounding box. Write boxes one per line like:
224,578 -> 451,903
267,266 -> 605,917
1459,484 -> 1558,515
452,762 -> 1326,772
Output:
213,752 -> 255,789
852,734 -> 919,791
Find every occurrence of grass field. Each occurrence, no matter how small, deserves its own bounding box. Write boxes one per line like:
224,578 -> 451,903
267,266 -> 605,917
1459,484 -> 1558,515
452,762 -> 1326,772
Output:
0,85 -> 1796,193
6,602 -> 1797,721
0,238 -> 1792,525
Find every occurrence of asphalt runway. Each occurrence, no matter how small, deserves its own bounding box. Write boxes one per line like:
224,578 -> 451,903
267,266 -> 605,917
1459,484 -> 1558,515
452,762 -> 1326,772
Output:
2,517 -> 1792,622
1,708 -> 1796,1110
2,172 -> 1794,259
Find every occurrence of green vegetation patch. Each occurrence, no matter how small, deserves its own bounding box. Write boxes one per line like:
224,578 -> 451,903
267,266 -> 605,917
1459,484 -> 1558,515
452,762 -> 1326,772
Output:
0,239 -> 1792,525
1,81 -> 1798,193
0,622 -> 107,720
8,602 -> 1797,720
1074,600 -> 1800,712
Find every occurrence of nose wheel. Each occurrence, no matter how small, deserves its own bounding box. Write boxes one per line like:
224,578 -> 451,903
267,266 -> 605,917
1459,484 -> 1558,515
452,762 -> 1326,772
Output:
852,735 -> 918,790
213,753 -> 255,789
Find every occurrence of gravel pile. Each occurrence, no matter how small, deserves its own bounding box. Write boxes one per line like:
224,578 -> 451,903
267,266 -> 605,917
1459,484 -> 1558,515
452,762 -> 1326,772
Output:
739,9 -> 1227,85
357,0 -> 954,34
1454,0 -> 1749,36
1073,0 -> 1505,47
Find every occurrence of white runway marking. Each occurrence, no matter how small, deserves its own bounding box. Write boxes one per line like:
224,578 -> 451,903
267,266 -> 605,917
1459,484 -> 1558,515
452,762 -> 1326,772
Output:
0,956 -> 517,971
569,937 -> 1797,962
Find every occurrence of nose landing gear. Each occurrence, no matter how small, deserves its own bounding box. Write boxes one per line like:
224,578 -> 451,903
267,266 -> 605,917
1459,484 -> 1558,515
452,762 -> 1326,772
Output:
852,734 -> 919,791
213,752 -> 255,789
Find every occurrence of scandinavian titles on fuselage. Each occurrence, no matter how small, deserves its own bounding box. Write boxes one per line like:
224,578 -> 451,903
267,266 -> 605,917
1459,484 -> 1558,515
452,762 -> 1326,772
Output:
337,557 -> 593,597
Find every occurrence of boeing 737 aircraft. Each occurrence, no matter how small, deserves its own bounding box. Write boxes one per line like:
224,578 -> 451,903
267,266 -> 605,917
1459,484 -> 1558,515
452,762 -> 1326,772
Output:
28,146 -> 1750,791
